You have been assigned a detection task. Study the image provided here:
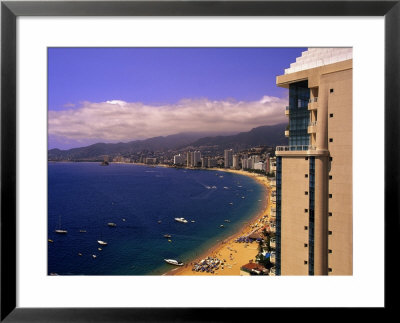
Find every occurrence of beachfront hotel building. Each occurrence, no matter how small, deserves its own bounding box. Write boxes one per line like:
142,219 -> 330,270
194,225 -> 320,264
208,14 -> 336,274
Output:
224,149 -> 233,168
275,48 -> 352,275
232,154 -> 240,169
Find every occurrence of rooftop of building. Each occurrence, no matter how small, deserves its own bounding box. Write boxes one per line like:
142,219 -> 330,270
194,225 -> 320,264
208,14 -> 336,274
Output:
284,47 -> 352,75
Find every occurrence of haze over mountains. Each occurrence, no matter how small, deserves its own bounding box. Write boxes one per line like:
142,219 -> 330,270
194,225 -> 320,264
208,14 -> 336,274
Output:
48,123 -> 287,161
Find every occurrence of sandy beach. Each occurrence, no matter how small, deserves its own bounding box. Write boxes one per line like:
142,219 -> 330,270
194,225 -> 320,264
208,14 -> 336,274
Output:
165,168 -> 275,276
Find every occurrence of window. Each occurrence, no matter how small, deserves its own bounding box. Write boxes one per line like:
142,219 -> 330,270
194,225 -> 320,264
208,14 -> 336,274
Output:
328,212 -> 332,217
329,175 -> 332,180
304,243 -> 308,247
328,268 -> 333,272
305,174 -> 308,178
329,113 -> 334,118
305,226 -> 308,230
305,191 -> 308,195
304,261 -> 308,265
305,209 -> 308,213
328,249 -> 332,254
329,157 -> 333,161
329,138 -> 333,142
305,157 -> 308,160
330,89 -> 334,93
329,194 -> 333,198
328,231 -> 332,235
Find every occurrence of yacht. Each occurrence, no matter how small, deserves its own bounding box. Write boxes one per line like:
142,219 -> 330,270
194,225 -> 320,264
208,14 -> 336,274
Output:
107,223 -> 117,227
163,234 -> 172,238
55,229 -> 68,234
174,217 -> 188,223
97,240 -> 108,246
164,259 -> 184,266
92,255 -> 97,259
54,215 -> 67,234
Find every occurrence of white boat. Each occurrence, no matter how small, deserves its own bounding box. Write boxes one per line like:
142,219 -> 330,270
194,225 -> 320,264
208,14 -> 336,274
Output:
107,222 -> 117,227
92,255 -> 97,259
191,220 -> 195,223
54,215 -> 67,234
163,234 -> 172,238
174,217 -> 188,223
164,259 -> 184,266
97,240 -> 108,246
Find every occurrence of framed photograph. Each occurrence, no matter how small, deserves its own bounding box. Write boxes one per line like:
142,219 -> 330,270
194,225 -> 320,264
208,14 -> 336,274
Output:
1,0 -> 398,321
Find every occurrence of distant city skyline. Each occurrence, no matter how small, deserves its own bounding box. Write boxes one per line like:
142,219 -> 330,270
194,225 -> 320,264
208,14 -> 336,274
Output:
48,47 -> 306,149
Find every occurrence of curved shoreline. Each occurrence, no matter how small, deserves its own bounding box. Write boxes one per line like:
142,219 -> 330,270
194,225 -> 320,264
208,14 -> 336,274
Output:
163,168 -> 273,276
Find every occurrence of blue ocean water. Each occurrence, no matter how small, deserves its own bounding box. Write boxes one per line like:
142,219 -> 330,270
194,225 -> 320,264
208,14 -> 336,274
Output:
48,162 -> 266,275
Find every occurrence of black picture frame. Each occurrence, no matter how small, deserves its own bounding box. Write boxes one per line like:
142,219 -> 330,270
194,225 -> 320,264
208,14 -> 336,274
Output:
1,0 -> 399,321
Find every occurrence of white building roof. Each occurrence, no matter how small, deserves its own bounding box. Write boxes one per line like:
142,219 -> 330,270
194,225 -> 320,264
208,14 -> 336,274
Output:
284,48 -> 352,75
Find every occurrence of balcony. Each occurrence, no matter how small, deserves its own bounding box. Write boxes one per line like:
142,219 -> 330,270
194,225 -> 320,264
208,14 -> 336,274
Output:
308,97 -> 318,111
285,106 -> 290,115
308,121 -> 317,134
276,145 -> 316,152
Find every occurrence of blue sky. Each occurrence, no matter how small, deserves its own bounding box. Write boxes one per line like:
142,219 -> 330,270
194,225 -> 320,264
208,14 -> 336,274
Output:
48,47 -> 306,149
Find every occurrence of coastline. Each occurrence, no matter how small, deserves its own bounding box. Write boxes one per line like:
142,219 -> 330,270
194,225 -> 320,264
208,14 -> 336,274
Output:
163,167 -> 274,276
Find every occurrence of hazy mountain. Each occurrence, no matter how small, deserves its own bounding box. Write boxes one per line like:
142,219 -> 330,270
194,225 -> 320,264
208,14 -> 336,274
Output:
48,132 -> 225,160
48,124 -> 288,161
187,124 -> 288,152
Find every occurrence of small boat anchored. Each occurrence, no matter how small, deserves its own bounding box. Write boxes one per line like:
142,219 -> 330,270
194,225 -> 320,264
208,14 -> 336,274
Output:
97,240 -> 108,246
54,215 -> 67,234
163,234 -> 172,238
107,222 -> 117,227
174,217 -> 188,223
164,259 -> 184,266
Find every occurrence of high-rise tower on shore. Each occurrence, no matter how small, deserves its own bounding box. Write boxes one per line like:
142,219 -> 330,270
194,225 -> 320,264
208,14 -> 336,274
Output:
275,48 -> 352,275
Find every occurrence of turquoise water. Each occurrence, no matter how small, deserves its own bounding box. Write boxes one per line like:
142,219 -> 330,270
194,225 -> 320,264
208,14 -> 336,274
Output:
48,163 -> 266,275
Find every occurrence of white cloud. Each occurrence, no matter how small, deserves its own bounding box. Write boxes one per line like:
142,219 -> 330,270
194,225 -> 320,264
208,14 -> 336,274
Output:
48,96 -> 288,143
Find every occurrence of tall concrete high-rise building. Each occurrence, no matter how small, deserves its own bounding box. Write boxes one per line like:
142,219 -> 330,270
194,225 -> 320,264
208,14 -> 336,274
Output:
193,151 -> 201,167
232,154 -> 240,170
241,154 -> 248,170
173,154 -> 184,166
224,149 -> 233,168
186,151 -> 192,167
275,48 -> 352,276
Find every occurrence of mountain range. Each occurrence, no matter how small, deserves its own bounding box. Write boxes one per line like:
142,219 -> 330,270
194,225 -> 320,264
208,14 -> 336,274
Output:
48,123 -> 288,161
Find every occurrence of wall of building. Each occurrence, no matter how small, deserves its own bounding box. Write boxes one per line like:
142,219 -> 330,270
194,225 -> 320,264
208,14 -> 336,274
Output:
324,69 -> 353,275
281,157 -> 309,275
